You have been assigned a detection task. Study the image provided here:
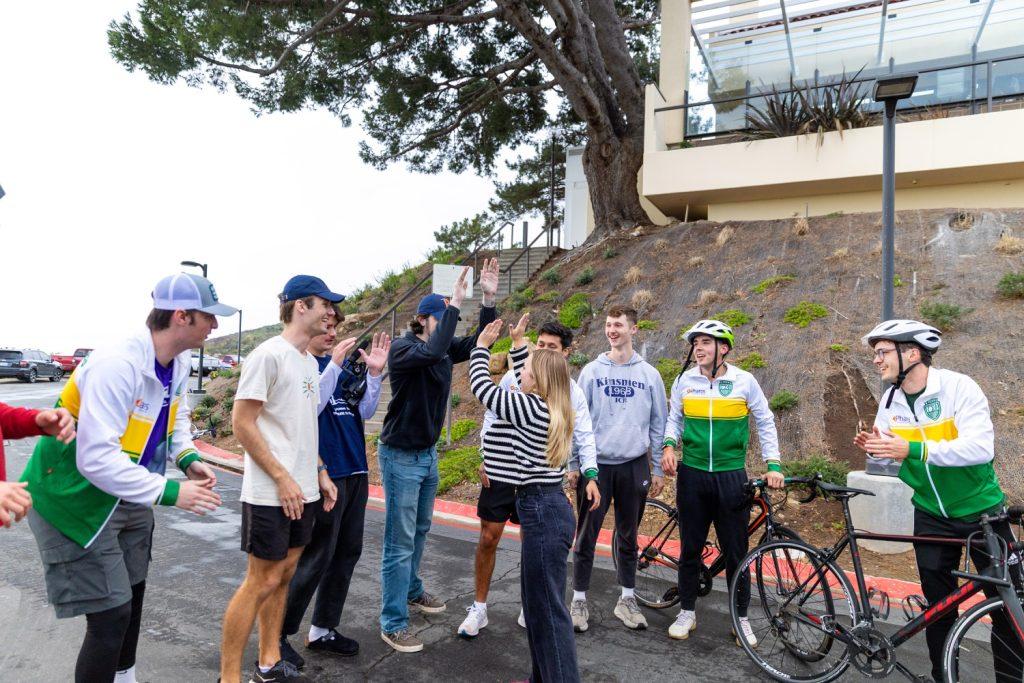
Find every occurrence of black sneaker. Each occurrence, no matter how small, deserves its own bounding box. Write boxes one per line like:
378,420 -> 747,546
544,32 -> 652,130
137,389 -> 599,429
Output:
279,636 -> 305,669
307,628 -> 359,657
249,660 -> 309,683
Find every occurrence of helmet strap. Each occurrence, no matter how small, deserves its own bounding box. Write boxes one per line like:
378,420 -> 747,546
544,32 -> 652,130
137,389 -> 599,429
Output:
883,342 -> 921,409
679,345 -> 695,380
711,345 -> 729,379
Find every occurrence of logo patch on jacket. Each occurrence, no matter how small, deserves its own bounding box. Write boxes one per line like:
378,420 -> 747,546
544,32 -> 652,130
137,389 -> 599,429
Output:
718,380 -> 733,397
923,398 -> 942,420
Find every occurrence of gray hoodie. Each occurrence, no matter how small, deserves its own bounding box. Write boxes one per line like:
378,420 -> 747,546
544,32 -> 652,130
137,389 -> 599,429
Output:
575,351 -> 668,476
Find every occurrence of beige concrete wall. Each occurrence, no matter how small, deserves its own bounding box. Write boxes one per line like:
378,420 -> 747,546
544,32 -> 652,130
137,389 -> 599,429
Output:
657,0 -> 690,147
642,108 -> 1024,219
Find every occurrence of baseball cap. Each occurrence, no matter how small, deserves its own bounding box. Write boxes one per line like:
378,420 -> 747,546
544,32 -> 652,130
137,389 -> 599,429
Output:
152,273 -> 238,316
279,275 -> 345,303
416,293 -> 461,321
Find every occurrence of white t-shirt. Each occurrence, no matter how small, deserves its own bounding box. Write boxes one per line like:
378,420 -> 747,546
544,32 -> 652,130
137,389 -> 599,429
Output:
236,335 -> 321,506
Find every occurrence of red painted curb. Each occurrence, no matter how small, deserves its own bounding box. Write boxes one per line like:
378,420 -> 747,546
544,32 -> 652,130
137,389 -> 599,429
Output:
196,441 -> 242,461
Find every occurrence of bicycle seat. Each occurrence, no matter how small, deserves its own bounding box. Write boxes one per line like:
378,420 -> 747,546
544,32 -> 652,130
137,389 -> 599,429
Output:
817,481 -> 875,498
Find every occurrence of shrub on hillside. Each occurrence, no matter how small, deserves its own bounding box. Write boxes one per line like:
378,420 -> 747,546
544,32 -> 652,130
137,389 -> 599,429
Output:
752,274 -> 796,294
437,446 -> 481,494
542,267 -> 561,285
829,343 -> 848,352
688,256 -> 705,267
631,289 -> 655,313
623,266 -> 643,285
769,390 -> 799,411
575,267 -> 595,286
654,358 -> 683,397
536,291 -> 560,303
715,309 -> 751,328
698,289 -> 718,306
737,352 -> 767,371
559,294 -> 592,329
997,271 -> 1024,299
568,351 -> 589,368
783,455 -> 849,487
440,418 -> 477,445
920,301 -> 971,330
450,393 -> 462,410
198,394 -> 218,409
603,246 -> 618,259
506,287 -> 535,311
784,301 -> 829,328
637,320 -> 659,330
716,226 -> 734,247
995,234 -> 1024,255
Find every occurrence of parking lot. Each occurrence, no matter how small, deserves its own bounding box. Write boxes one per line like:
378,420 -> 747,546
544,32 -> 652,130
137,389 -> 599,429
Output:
0,379 -> 933,681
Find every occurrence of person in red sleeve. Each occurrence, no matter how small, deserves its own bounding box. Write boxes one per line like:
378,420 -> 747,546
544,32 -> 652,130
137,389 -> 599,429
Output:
0,401 -> 75,528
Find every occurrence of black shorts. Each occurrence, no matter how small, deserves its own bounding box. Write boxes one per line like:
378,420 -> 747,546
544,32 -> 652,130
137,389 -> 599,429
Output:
240,502 -> 317,561
477,480 -> 519,524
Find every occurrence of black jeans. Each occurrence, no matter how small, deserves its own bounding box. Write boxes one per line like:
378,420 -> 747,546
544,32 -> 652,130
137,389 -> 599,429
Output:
573,455 -> 650,591
913,508 -> 1022,683
517,484 -> 580,683
282,474 -> 368,636
677,466 -> 750,615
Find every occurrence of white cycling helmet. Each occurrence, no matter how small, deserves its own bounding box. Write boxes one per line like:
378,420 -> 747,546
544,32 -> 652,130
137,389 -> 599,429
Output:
861,319 -> 942,351
682,319 -> 735,347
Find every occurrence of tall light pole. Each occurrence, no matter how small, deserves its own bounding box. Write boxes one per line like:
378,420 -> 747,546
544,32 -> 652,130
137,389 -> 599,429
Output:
872,73 -> 918,322
181,260 -> 209,392
236,309 -> 243,366
869,73 -> 917,477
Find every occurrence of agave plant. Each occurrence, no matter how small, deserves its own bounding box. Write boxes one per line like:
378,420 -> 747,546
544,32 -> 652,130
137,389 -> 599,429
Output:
742,82 -> 813,140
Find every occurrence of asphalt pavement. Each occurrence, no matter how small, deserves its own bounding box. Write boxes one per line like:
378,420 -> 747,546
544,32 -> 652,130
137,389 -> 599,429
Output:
0,378 -> 933,682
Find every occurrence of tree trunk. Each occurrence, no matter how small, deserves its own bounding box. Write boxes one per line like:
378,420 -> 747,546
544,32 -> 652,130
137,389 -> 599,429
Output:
582,123 -> 648,238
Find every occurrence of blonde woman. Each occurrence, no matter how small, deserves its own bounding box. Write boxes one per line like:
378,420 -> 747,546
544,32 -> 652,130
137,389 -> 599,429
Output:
471,318 -> 599,683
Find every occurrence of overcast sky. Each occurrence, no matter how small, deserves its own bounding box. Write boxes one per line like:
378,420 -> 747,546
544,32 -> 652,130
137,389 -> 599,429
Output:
0,2 -> 499,353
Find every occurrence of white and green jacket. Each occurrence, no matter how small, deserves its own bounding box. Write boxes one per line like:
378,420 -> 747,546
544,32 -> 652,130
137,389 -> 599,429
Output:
663,364 -> 782,473
873,367 -> 1004,521
21,332 -> 201,547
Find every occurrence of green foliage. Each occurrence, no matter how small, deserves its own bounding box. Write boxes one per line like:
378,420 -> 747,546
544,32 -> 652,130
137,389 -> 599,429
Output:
377,269 -> 403,295
654,358 -> 683,397
191,405 -> 211,421
752,274 -> 796,294
437,446 -> 482,494
736,352 -> 767,371
636,319 -> 659,330
997,271 -> 1024,299
506,286 -> 536,312
769,390 -> 799,411
222,396 -> 234,414
715,309 -> 751,328
427,214 -> 493,262
574,267 -> 595,286
206,412 -> 222,428
536,291 -> 560,304
603,246 -> 618,259
559,293 -> 592,329
829,343 -> 849,352
542,267 -> 561,285
919,301 -> 971,330
198,394 -> 218,409
491,330 -> 538,354
783,455 -> 850,487
784,301 -> 829,328
568,351 -> 589,368
893,274 -> 904,288
450,393 -> 462,410
825,211 -> 844,218
440,418 -> 477,447
743,70 -> 873,144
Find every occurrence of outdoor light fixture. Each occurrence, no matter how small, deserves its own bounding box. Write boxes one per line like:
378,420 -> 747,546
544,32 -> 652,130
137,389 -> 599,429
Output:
872,73 -> 919,102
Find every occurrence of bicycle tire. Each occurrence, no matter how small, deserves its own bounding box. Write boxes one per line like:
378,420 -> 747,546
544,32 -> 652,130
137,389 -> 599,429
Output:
731,539 -> 859,683
758,524 -> 802,545
942,596 -> 1024,682
613,498 -> 680,609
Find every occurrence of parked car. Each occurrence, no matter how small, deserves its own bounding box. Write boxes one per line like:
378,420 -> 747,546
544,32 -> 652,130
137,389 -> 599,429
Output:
51,347 -> 93,373
190,353 -> 226,376
219,354 -> 242,367
0,348 -> 64,383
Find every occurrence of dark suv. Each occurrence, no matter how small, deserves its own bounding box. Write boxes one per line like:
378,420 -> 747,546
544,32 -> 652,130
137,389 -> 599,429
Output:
0,349 -> 64,383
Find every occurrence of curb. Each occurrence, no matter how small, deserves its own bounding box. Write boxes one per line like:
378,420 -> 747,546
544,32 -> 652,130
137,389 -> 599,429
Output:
195,441 -> 930,604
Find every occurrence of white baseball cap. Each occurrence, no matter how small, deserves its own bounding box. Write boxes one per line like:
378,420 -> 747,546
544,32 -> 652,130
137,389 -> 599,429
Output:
152,273 -> 238,316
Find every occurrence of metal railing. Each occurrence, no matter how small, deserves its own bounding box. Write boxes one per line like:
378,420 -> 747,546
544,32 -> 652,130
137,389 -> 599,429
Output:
656,51 -> 1024,140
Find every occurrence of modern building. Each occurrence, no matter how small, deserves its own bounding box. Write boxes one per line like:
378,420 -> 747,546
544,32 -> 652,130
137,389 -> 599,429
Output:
643,0 -> 1024,221
564,0 -> 1024,236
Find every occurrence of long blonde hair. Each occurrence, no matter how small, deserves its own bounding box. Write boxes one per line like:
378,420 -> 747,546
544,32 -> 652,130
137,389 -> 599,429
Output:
530,349 -> 574,469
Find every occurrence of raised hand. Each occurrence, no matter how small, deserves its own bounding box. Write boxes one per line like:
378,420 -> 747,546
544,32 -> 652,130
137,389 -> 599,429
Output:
359,332 -> 390,377
479,257 -> 499,305
509,312 -> 530,348
451,266 -> 471,309
330,336 -> 359,367
476,319 -> 505,349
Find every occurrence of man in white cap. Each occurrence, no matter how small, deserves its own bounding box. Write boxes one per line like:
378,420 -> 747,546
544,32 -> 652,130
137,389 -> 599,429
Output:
22,272 -> 233,683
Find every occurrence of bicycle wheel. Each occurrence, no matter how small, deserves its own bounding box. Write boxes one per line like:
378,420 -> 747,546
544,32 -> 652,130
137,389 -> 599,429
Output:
757,524 -> 802,545
943,596 -> 1024,682
613,498 -> 680,609
731,540 -> 859,683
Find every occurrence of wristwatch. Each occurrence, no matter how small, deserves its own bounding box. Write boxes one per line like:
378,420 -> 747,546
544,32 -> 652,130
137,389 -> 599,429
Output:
317,464 -> 328,474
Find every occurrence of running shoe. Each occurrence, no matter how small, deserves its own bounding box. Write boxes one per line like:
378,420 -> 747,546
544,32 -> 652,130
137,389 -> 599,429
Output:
457,604 -> 488,638
381,629 -> 424,653
733,617 -> 758,647
614,595 -> 648,630
668,610 -> 696,640
408,591 -> 446,614
570,599 -> 589,633
307,628 -> 359,657
248,660 -> 309,682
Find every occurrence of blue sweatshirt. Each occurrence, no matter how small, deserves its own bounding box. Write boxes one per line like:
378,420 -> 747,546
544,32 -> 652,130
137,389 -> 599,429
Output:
316,355 -> 383,479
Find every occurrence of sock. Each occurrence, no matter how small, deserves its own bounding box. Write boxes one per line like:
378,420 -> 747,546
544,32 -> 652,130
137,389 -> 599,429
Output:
113,666 -> 137,683
259,665 -> 273,673
473,601 -> 487,612
621,587 -> 635,599
572,591 -> 586,602
309,625 -> 330,642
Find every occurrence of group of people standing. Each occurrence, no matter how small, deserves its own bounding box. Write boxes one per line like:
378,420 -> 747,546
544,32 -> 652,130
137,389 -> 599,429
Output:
0,257 -> 1016,683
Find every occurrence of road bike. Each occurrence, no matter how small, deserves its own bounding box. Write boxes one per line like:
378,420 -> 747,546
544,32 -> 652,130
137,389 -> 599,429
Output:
614,476 -> 815,609
729,478 -> 1024,682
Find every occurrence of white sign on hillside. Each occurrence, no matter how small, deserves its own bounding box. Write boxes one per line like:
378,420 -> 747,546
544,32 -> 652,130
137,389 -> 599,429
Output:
432,264 -> 473,299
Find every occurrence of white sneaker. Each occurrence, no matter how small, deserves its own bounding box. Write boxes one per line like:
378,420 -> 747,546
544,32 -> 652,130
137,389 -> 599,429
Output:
457,604 -> 488,638
613,595 -> 648,630
668,610 -> 696,640
734,617 -> 757,647
570,599 -> 589,633
517,608 -> 527,629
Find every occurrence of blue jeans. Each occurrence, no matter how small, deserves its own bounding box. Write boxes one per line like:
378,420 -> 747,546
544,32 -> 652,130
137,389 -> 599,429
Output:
378,443 -> 438,634
517,484 -> 580,683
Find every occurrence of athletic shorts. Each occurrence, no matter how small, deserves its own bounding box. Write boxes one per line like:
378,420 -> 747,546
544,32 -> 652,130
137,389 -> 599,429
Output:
477,480 -> 519,524
28,503 -> 154,619
241,502 -> 316,561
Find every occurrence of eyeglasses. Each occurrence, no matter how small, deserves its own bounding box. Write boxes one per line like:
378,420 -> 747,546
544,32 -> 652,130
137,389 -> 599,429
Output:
872,347 -> 899,359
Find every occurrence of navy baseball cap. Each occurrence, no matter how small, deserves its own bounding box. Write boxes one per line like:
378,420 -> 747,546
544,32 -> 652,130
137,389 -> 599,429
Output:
416,293 -> 460,321
279,275 -> 345,303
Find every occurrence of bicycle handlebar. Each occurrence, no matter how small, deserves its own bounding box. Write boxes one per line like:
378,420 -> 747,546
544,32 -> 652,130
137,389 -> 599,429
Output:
744,474 -> 822,504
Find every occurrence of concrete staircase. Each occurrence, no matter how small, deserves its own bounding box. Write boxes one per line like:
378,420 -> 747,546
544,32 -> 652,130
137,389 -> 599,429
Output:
364,245 -> 559,434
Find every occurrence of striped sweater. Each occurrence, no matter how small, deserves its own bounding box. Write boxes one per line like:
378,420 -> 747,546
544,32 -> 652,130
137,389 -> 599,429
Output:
470,346 -> 564,486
